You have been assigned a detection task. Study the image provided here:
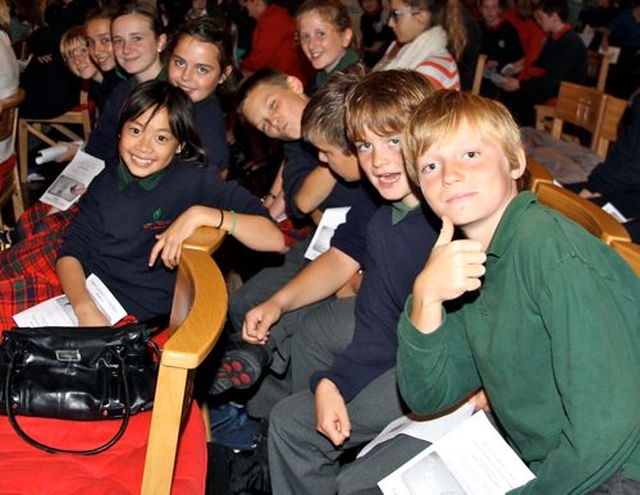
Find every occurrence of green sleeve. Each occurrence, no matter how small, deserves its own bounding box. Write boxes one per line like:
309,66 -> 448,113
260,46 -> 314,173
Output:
396,296 -> 482,415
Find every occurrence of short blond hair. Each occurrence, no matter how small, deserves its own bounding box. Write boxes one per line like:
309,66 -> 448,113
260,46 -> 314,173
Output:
60,25 -> 88,62
403,90 -> 523,185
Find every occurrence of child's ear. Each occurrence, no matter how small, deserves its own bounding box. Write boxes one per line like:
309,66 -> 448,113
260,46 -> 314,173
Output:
218,65 -> 233,85
342,27 -> 354,48
510,147 -> 527,180
176,143 -> 184,154
157,33 -> 168,53
285,75 -> 305,95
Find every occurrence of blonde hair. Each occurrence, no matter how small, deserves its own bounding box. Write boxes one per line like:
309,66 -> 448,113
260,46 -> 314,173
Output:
345,70 -> 436,143
60,25 -> 88,62
403,91 -> 523,184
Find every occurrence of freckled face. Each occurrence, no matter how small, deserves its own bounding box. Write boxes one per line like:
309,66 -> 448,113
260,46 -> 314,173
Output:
297,12 -> 353,71
416,120 -> 524,240
355,127 -> 419,206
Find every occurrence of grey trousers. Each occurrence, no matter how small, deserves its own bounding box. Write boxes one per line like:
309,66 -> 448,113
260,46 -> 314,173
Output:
228,235 -> 312,332
337,434 -> 429,494
268,368 -> 408,495
589,471 -> 640,494
246,296 -> 356,419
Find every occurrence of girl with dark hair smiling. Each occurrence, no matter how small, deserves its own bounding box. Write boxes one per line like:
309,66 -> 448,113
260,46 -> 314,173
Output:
55,80 -> 284,326
4,80 -> 284,327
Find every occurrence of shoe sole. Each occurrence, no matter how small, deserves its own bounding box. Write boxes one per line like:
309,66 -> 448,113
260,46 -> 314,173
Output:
219,349 -> 264,390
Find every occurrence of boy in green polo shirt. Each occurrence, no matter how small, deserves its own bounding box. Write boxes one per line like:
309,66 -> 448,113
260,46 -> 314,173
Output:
397,90 -> 640,493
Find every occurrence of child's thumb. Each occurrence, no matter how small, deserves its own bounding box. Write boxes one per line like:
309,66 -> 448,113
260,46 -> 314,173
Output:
435,216 -> 454,247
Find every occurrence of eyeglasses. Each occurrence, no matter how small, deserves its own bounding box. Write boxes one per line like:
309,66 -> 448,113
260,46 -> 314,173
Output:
389,7 -> 421,21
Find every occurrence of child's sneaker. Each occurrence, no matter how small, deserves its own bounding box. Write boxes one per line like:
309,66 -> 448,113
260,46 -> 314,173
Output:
210,335 -> 271,395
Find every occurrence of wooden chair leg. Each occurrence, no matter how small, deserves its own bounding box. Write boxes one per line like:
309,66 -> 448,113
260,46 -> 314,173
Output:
11,166 -> 24,220
18,119 -> 29,185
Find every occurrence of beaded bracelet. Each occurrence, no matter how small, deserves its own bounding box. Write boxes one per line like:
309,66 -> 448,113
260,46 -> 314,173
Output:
228,210 -> 237,236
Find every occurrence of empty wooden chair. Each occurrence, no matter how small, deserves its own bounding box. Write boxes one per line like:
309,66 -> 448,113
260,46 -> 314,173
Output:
611,240 -> 640,277
0,226 -> 227,495
594,93 -> 627,158
524,82 -> 607,184
17,83 -> 94,185
536,182 -> 630,245
548,81 -> 605,150
0,88 -> 26,228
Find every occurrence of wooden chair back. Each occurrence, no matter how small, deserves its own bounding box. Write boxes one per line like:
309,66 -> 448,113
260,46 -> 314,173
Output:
525,157 -> 555,192
586,50 -> 611,91
471,53 -> 488,95
18,83 -> 94,185
0,88 -> 26,227
142,226 -> 227,494
550,81 -> 606,151
594,93 -> 627,158
536,182 -> 630,245
611,240 -> 640,276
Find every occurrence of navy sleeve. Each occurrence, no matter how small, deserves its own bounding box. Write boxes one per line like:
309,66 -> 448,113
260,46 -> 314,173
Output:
330,182 -> 381,267
520,31 -> 586,99
85,80 -> 130,163
310,205 -> 438,402
281,140 -> 320,219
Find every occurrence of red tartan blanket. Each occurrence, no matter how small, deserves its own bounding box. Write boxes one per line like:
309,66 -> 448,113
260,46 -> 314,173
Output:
0,203 -> 76,329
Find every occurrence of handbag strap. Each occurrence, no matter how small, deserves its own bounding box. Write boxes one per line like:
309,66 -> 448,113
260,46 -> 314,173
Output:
4,351 -> 133,455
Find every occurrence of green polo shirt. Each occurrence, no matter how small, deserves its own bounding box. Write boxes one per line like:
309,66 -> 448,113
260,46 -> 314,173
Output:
397,191 -> 640,493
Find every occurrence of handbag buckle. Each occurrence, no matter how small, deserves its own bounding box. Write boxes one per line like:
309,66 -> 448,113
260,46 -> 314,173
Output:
55,349 -> 81,362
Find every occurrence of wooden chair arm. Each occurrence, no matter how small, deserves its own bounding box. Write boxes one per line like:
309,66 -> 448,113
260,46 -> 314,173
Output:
141,226 -> 227,494
611,240 -> 640,276
525,157 -> 554,193
536,182 -> 630,245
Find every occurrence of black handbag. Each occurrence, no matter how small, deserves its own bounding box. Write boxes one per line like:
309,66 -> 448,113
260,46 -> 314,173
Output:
0,319 -> 165,455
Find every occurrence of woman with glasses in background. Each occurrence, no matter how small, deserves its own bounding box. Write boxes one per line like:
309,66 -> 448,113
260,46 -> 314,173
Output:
374,0 -> 466,89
